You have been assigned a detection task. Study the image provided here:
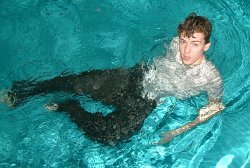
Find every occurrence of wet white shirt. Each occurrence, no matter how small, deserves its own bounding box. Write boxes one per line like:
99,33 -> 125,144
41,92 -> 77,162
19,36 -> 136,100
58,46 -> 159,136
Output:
142,37 -> 222,102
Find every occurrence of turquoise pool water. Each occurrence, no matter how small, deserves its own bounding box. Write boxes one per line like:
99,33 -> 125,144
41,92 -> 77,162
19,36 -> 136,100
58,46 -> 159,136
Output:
0,0 -> 250,167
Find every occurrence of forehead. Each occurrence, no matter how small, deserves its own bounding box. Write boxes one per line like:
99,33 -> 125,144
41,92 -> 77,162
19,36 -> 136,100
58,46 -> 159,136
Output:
180,32 -> 205,41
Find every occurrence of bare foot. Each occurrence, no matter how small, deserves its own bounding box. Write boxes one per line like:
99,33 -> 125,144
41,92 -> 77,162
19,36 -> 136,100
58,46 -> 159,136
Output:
0,90 -> 15,107
44,103 -> 59,111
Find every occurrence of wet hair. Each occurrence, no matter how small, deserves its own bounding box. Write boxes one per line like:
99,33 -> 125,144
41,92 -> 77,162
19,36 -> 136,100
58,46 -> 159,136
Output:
177,13 -> 212,44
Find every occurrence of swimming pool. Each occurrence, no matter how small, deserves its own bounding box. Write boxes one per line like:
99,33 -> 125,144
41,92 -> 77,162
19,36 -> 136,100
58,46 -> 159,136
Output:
0,0 -> 250,167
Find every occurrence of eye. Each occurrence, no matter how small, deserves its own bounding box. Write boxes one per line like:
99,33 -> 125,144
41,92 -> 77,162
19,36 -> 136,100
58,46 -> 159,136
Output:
180,40 -> 186,44
193,43 -> 199,47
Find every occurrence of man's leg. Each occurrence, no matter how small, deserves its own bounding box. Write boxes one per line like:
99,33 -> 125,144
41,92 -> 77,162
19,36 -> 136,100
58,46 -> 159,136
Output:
5,65 -> 157,144
51,95 -> 156,145
49,65 -> 156,145
5,67 -> 133,106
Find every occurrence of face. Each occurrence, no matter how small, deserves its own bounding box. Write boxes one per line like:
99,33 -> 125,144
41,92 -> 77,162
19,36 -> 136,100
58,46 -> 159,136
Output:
179,32 -> 210,65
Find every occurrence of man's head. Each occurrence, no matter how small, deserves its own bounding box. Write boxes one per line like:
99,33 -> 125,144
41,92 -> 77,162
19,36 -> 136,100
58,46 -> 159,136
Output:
177,13 -> 212,65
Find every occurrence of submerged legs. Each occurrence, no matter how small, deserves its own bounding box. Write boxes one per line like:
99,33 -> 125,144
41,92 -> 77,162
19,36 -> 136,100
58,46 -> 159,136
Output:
6,68 -> 129,106
5,65 -> 156,144
52,96 -> 155,145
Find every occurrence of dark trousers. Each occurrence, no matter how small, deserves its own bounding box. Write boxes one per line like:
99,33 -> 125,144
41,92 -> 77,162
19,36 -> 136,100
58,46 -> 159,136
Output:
8,65 -> 156,145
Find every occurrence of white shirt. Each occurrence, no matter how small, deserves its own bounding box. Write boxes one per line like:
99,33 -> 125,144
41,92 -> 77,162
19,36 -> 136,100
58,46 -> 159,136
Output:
142,37 -> 223,102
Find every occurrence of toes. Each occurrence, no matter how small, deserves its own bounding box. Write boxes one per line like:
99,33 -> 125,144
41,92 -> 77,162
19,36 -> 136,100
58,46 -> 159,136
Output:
0,90 -> 15,107
45,103 -> 59,111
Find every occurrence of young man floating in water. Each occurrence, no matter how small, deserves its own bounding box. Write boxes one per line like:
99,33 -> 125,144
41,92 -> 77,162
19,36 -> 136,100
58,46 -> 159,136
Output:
2,13 -> 225,145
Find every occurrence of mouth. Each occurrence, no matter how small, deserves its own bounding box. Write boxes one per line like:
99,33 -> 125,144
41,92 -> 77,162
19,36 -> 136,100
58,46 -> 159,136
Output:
182,55 -> 191,61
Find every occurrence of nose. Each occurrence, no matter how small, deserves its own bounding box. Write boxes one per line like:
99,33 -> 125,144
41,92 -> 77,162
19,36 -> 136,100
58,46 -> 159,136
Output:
184,43 -> 191,53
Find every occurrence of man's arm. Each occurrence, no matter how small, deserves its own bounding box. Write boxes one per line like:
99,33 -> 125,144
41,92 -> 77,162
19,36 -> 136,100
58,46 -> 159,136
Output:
156,100 -> 225,145
156,67 -> 224,145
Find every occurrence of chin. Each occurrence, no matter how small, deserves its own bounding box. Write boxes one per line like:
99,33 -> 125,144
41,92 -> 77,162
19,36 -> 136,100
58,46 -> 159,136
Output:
181,60 -> 192,65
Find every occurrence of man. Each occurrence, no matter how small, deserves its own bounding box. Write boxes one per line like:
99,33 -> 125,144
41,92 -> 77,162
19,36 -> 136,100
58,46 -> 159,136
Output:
3,13 -> 224,145
142,13 -> 225,144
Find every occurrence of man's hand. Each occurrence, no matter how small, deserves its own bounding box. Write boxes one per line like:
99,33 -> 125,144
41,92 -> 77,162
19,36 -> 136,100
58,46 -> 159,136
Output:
155,129 -> 179,145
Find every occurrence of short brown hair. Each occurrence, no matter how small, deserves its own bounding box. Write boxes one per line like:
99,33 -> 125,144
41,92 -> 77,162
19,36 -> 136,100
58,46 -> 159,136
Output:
177,13 -> 212,44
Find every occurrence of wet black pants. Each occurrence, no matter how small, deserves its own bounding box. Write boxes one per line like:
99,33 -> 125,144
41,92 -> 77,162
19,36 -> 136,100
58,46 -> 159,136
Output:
9,66 -> 156,145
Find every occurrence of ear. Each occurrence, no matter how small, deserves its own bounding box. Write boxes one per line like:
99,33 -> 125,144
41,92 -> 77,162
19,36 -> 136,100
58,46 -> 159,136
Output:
204,43 -> 211,51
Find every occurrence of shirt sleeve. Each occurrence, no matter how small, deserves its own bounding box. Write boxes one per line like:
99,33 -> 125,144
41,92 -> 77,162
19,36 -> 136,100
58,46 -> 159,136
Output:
163,36 -> 180,62
151,36 -> 181,69
206,65 -> 223,101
